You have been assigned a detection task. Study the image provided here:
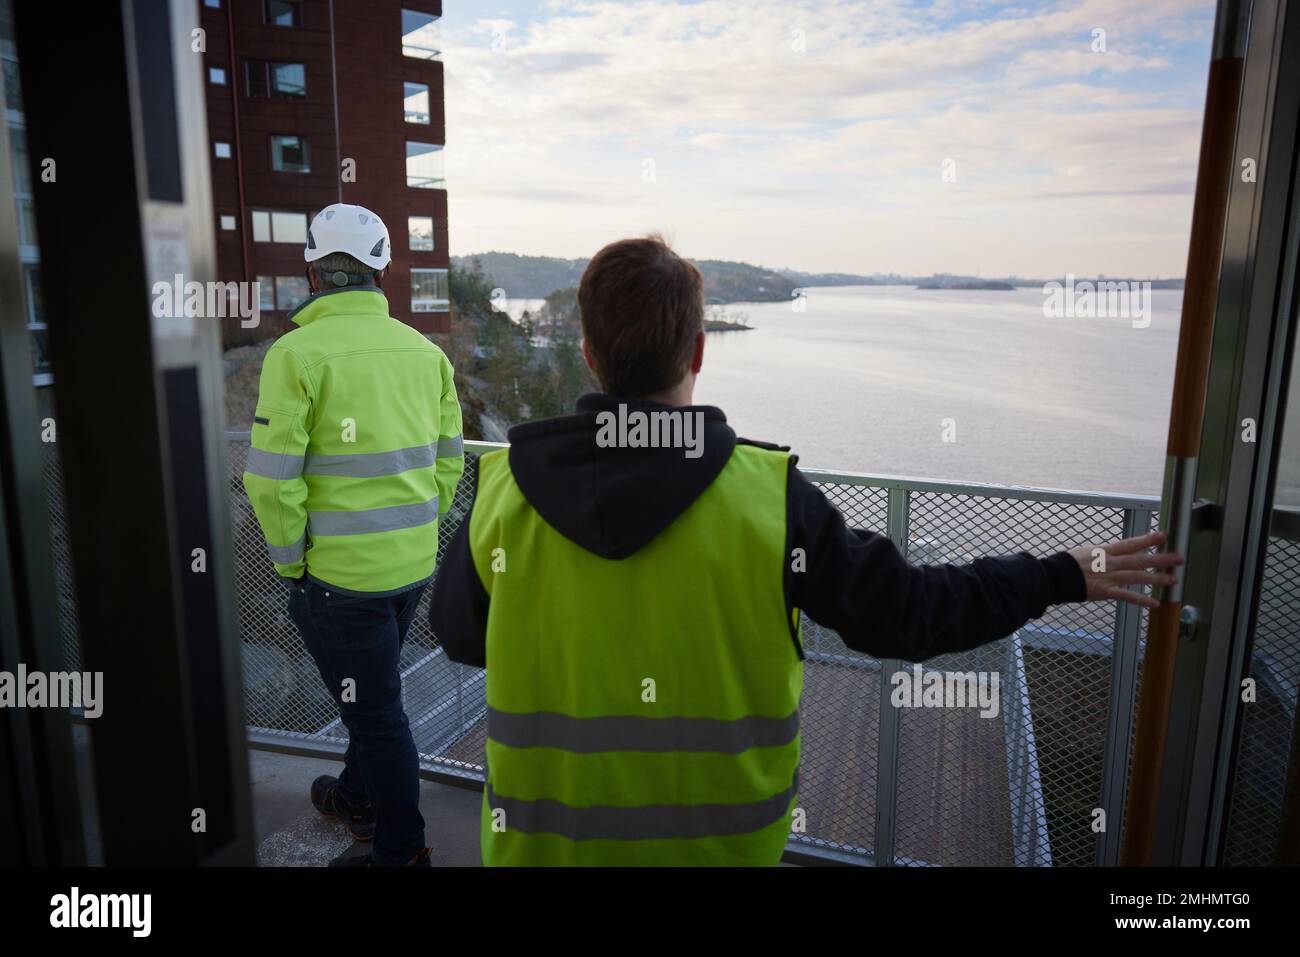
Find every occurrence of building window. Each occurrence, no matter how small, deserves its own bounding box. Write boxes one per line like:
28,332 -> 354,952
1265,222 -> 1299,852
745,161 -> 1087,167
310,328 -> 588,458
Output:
214,141 -> 231,159
251,209 -> 308,243
204,0 -> 221,8
404,82 -> 430,124
23,264 -> 42,321
3,25 -> 43,384
220,215 -> 237,231
256,276 -> 275,311
408,216 -> 433,251
405,141 -> 443,188
23,264 -> 48,377
209,66 -> 227,85
8,125 -> 27,190
411,268 -> 448,312
245,61 -> 306,99
9,126 -> 35,248
275,276 -> 311,311
3,56 -> 21,111
272,210 -> 308,243
271,135 -> 310,173
401,9 -> 440,59
264,0 -> 300,26
16,194 -> 36,247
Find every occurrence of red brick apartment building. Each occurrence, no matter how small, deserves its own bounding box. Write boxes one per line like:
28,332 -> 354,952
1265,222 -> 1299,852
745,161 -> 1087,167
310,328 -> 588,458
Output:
200,0 -> 449,344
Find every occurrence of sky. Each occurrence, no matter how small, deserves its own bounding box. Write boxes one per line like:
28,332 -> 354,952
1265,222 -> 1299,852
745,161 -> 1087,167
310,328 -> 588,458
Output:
441,0 -> 1217,278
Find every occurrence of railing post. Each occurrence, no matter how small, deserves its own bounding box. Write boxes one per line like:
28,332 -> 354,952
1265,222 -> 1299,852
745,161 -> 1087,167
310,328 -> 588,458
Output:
456,663 -> 464,735
875,487 -> 909,866
1098,507 -> 1152,865
1004,631 -> 1053,865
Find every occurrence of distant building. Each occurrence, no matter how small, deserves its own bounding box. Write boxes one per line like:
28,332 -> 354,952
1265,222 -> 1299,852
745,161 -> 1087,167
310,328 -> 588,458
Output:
200,0 -> 449,344
0,0 -> 44,383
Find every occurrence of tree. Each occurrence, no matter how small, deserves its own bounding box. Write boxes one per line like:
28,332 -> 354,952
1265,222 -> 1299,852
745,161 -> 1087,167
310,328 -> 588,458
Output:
521,288 -> 597,419
480,312 -> 529,423
448,259 -> 497,324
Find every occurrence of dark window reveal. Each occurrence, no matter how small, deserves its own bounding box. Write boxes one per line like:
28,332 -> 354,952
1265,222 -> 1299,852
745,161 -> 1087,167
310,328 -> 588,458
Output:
245,60 -> 306,99
264,0 -> 301,27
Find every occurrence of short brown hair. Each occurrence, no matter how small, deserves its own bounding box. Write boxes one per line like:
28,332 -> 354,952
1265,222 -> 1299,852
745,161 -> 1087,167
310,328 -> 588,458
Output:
312,251 -> 379,281
578,235 -> 704,397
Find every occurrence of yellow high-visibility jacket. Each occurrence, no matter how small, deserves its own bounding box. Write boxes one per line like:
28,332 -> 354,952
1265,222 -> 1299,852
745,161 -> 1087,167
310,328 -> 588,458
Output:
242,286 -> 464,594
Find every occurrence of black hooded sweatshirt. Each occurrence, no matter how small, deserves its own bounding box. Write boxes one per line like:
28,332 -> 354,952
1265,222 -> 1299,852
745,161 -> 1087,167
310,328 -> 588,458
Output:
429,394 -> 1087,667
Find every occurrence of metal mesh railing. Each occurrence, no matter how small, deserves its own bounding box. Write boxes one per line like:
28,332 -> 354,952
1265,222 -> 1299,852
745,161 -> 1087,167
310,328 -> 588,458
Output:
43,429 -> 1299,865
897,492 -> 1139,866
1222,534 -> 1300,865
794,481 -> 888,857
40,439 -> 82,674
228,438 -> 1172,864
228,436 -> 489,781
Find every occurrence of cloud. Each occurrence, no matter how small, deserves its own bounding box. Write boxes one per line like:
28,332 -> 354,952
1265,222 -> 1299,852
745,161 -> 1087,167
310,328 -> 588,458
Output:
686,131 -> 766,150
441,0 -> 1217,276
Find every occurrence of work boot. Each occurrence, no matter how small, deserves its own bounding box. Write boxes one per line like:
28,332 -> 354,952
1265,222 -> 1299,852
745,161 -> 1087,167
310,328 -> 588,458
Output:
328,847 -> 432,868
310,774 -> 375,842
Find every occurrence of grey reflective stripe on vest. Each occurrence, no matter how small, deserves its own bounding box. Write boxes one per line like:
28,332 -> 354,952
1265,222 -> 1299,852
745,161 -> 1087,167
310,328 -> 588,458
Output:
437,434 -> 464,457
266,533 -> 305,564
488,708 -> 799,754
304,443 -> 436,478
246,448 -> 306,481
307,496 -> 439,536
486,775 -> 798,842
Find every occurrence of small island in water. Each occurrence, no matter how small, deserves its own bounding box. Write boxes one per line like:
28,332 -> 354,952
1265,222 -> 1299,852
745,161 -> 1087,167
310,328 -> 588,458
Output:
704,305 -> 752,332
916,279 -> 1016,291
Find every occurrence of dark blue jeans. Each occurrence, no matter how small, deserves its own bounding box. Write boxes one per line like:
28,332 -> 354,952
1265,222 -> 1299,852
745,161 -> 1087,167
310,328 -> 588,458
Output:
288,579 -> 426,864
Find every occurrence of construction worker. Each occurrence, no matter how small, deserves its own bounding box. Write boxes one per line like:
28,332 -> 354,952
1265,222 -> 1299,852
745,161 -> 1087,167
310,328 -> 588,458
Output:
243,203 -> 464,867
428,234 -> 1183,867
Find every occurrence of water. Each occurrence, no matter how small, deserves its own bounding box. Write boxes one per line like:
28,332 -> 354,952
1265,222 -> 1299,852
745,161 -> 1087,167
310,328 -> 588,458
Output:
693,285 -> 1183,496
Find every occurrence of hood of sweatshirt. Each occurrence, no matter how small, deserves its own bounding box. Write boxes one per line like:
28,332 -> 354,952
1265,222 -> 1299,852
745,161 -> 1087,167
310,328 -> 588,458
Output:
504,393 -> 737,560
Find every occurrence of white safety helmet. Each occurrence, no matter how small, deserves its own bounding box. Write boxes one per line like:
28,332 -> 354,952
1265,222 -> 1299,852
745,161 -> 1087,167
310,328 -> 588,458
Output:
304,203 -> 392,271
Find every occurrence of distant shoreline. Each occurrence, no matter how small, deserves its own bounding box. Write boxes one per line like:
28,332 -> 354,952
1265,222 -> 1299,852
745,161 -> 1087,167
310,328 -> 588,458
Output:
917,280 -> 1016,291
457,253 -> 1186,305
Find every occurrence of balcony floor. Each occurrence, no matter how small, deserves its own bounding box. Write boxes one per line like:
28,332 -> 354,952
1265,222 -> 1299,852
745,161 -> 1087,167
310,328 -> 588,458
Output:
248,749 -> 807,866
250,749 -> 483,866
433,659 -> 1014,865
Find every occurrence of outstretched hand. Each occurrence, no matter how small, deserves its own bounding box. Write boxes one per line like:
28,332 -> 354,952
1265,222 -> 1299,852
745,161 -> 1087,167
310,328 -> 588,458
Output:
1069,531 -> 1184,609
